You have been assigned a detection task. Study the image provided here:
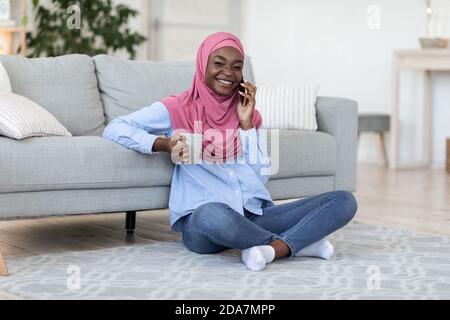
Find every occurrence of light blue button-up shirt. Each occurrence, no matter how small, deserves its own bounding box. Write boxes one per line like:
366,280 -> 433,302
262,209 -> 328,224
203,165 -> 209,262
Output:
103,101 -> 274,232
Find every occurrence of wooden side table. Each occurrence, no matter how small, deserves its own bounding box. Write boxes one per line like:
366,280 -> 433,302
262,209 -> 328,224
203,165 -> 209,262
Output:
0,26 -> 26,56
391,49 -> 450,170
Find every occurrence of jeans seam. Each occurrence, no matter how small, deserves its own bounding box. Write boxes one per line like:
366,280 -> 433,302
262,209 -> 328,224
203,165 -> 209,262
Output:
280,194 -> 339,257
260,194 -> 331,230
263,193 -> 330,216
182,223 -> 223,252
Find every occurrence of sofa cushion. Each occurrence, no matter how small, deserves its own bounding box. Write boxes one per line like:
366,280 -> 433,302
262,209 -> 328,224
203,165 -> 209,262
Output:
93,54 -> 256,123
268,130 -> 336,179
0,136 -> 174,193
0,92 -> 72,139
0,54 -> 105,136
0,129 -> 335,193
256,84 -> 319,130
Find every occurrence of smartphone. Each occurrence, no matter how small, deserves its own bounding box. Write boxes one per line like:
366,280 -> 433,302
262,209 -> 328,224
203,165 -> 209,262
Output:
239,79 -> 247,106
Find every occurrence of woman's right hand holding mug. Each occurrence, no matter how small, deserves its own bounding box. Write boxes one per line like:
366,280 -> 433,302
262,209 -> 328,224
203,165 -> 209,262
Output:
169,133 -> 191,164
152,133 -> 191,164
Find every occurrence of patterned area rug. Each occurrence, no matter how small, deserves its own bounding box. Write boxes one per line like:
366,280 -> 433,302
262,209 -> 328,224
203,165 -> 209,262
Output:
1,221 -> 449,300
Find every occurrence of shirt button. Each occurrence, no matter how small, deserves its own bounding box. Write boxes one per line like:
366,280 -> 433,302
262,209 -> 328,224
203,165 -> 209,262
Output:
235,190 -> 241,194
229,171 -> 234,176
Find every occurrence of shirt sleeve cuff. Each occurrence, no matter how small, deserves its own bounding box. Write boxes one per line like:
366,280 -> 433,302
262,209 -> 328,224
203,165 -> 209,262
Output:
141,134 -> 159,154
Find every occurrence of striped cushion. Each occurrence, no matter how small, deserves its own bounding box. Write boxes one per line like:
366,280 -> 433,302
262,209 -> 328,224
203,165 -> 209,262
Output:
0,92 -> 72,139
255,84 -> 319,130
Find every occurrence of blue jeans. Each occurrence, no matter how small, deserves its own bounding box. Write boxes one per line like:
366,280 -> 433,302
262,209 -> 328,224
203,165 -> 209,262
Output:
180,190 -> 358,257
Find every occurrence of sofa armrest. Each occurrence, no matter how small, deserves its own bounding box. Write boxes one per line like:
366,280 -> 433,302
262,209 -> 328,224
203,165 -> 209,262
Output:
315,96 -> 358,191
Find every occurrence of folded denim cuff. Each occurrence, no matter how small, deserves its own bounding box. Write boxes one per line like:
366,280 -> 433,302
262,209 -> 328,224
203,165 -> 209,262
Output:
276,235 -> 297,258
262,233 -> 297,257
261,233 -> 279,246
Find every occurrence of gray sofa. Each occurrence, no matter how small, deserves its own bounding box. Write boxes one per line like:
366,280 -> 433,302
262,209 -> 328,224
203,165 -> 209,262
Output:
0,54 -> 358,232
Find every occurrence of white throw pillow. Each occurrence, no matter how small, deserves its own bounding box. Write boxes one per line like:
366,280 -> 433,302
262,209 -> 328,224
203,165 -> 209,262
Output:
255,84 -> 319,130
0,61 -> 12,92
0,92 -> 72,139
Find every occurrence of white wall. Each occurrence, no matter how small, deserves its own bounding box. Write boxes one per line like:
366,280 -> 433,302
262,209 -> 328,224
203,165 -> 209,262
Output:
241,0 -> 450,167
147,0 -> 240,61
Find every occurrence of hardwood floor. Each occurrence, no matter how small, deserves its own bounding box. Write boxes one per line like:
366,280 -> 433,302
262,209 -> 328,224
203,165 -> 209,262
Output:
354,163 -> 450,236
0,163 -> 449,261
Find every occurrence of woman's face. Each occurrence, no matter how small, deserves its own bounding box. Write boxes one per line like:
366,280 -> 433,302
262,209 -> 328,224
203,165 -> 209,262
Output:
205,46 -> 243,96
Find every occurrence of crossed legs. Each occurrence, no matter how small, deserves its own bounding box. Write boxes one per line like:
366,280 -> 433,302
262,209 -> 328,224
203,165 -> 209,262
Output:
180,191 -> 358,270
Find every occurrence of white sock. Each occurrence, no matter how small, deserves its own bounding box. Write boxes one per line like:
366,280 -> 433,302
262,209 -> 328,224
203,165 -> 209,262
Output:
242,245 -> 275,271
294,238 -> 334,260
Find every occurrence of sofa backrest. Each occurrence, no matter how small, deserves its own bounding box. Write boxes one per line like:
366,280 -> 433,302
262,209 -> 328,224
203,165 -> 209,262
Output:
0,54 -> 105,136
0,53 -> 256,135
93,54 -> 256,124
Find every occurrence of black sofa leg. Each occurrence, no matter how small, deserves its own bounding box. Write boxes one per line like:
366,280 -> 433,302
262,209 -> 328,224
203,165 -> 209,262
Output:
125,211 -> 136,234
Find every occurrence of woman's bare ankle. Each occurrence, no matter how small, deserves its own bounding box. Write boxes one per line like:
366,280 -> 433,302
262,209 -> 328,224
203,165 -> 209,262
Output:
270,239 -> 291,259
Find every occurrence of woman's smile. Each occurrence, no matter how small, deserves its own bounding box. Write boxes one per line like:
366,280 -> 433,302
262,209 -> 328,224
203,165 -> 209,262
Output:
216,78 -> 234,87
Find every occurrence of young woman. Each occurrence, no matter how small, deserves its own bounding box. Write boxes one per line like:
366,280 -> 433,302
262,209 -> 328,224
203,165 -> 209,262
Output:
103,32 -> 357,271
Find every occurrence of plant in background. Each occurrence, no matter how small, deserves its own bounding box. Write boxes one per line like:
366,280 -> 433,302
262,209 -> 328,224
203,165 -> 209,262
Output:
26,0 -> 146,58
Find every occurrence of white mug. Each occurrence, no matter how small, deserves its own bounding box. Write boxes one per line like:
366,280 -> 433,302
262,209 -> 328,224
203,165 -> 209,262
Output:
177,132 -> 202,164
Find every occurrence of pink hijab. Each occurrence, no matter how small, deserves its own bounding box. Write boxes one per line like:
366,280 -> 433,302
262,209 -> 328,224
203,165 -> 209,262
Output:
161,32 -> 262,163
